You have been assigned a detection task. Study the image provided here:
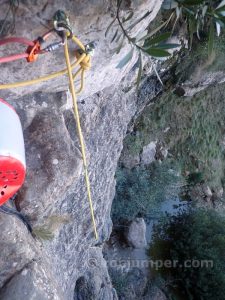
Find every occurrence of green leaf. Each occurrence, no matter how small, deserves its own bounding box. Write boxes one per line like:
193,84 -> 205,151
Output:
215,7 -> 225,16
145,48 -> 171,57
135,30 -> 148,42
111,29 -> 119,43
202,5 -> 208,17
122,11 -> 134,23
196,19 -> 201,40
116,48 -> 134,69
162,0 -> 178,10
157,43 -> 180,49
216,21 -> 221,36
188,16 -> 196,48
213,14 -> 225,23
115,36 -> 125,54
105,17 -> 116,37
183,7 -> 195,15
146,32 -> 171,47
152,63 -> 163,85
116,0 -> 122,7
137,14 -> 174,43
136,52 -> 143,90
217,0 -> 225,9
115,32 -> 123,43
208,21 -> 214,57
218,10 -> 225,17
127,11 -> 151,31
176,6 -> 182,18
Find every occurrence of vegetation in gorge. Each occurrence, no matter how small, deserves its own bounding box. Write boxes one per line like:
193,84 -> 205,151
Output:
108,2 -> 225,299
110,40 -> 225,300
149,208 -> 225,300
171,33 -> 225,84
123,82 -> 225,191
111,160 -> 185,224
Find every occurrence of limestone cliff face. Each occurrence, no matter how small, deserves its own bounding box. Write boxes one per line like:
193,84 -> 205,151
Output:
0,1 -> 163,299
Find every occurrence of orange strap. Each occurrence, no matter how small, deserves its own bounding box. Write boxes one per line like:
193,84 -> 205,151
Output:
0,37 -> 35,63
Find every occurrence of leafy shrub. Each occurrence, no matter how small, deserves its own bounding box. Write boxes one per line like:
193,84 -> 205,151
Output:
106,0 -> 225,86
111,160 -> 185,224
163,0 -> 225,56
109,270 -> 129,296
149,208 -> 225,300
122,133 -> 144,156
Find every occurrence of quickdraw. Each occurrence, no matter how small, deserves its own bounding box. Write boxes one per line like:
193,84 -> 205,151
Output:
0,10 -> 74,64
0,10 -> 98,240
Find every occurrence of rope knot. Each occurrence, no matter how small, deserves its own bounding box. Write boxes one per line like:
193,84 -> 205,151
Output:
75,51 -> 91,71
80,55 -> 91,70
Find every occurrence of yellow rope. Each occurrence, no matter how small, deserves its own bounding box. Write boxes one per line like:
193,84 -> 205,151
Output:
64,38 -> 98,240
0,53 -> 86,90
0,34 -> 98,240
72,36 -> 85,51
